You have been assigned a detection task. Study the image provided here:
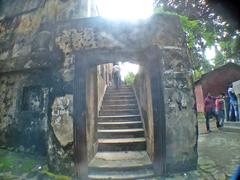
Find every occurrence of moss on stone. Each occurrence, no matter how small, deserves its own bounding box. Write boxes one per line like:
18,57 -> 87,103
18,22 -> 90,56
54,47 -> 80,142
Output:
41,170 -> 71,180
0,149 -> 39,174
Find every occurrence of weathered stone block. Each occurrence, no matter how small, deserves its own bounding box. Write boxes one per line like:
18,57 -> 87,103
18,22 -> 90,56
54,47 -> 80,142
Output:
51,95 -> 73,147
164,87 -> 197,172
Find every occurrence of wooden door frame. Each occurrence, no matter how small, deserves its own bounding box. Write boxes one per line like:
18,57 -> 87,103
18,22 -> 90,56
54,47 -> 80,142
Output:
147,46 -> 166,175
72,46 -> 166,178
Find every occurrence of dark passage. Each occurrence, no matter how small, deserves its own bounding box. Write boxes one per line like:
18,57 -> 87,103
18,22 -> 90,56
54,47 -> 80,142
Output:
88,85 -> 154,179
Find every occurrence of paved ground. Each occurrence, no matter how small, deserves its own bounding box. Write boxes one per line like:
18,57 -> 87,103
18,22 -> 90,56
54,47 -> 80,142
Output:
0,117 -> 239,179
157,117 -> 240,180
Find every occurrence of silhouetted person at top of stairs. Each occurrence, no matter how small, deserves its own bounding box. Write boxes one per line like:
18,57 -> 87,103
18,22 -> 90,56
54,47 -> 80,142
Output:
112,63 -> 121,89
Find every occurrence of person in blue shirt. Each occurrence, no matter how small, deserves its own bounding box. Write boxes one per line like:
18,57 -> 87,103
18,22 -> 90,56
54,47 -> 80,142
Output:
227,84 -> 238,121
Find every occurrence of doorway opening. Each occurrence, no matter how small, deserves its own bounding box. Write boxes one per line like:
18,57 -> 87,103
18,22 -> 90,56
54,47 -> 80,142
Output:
73,48 -> 166,178
87,61 -> 155,179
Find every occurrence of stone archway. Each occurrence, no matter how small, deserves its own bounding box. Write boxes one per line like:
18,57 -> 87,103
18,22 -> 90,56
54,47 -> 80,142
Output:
50,14 -> 197,178
0,6 -> 197,178
73,46 -> 166,178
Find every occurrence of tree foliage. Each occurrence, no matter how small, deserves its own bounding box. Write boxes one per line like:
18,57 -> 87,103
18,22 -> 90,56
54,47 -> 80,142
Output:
124,72 -> 136,85
214,49 -> 225,68
154,0 -> 240,81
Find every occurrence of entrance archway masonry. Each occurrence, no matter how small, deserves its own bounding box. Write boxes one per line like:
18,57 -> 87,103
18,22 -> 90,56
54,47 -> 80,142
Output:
66,15 -> 197,178
0,14 -> 197,178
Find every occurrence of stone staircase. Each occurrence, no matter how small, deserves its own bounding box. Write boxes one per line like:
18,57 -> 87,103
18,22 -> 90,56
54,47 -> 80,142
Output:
88,85 -> 154,179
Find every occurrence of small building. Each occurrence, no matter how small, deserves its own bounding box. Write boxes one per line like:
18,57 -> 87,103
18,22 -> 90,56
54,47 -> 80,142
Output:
195,63 -> 240,112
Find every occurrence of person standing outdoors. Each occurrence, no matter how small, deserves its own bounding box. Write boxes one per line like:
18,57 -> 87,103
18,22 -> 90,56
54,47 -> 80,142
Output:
228,85 -> 238,121
215,93 -> 225,127
204,93 -> 218,133
112,63 -> 121,89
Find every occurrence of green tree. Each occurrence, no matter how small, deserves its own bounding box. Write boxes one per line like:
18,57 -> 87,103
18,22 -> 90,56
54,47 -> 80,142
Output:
124,72 -> 136,85
214,49 -> 225,68
154,0 -> 240,80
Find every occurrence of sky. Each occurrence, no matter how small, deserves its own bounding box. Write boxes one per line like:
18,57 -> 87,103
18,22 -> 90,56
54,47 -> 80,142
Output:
205,47 -> 216,60
96,0 -> 153,20
205,46 -> 216,65
119,62 -> 139,80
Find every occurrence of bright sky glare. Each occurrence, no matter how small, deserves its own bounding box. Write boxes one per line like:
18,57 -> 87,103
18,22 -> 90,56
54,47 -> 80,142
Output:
119,62 -> 139,80
205,46 -> 216,60
96,0 -> 153,20
205,46 -> 216,65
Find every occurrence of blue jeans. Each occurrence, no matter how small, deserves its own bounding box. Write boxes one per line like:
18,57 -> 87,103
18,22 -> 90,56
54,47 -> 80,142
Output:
229,103 -> 238,121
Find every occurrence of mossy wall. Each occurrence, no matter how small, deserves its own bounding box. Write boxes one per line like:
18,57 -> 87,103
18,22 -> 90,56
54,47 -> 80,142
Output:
0,0 -> 97,164
0,0 -> 198,175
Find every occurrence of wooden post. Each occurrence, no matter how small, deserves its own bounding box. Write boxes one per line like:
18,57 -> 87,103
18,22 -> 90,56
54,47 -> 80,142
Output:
148,48 -> 166,175
73,59 -> 88,179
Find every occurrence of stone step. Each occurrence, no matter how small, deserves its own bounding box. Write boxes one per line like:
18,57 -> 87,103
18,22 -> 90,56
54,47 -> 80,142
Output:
103,99 -> 137,105
88,168 -> 154,180
98,128 -> 144,138
106,90 -> 134,95
105,92 -> 134,97
220,126 -> 240,133
101,104 -> 138,111
99,109 -> 139,116
98,138 -> 146,151
89,151 -> 152,169
107,86 -> 132,90
107,88 -> 133,93
224,121 -> 240,127
98,115 -> 141,122
103,95 -> 135,101
98,121 -> 142,129
88,151 -> 153,180
91,85 -> 151,179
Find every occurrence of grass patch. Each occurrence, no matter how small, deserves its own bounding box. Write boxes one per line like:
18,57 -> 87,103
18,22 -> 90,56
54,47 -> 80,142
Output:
0,149 -> 39,174
0,156 -> 16,172
18,158 -> 37,172
0,155 -> 38,173
0,149 -> 71,179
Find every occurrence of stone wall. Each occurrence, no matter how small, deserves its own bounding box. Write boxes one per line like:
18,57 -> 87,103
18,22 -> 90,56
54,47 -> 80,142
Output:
0,0 -> 99,173
86,67 -> 98,160
133,67 -> 154,161
134,48 -> 198,173
161,48 -> 198,172
97,63 -> 112,112
0,0 -> 91,62
48,94 -> 74,174
0,1 -> 198,174
47,64 -> 110,174
0,69 -> 52,154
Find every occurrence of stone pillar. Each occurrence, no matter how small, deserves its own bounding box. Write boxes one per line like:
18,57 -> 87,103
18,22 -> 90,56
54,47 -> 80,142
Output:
161,47 -> 198,173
